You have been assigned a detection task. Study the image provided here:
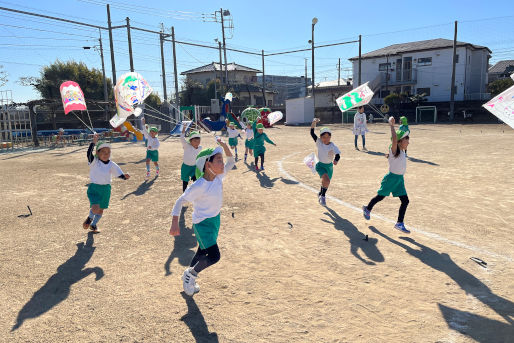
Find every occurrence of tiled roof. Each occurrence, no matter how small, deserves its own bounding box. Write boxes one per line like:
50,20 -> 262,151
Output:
181,62 -> 261,75
230,83 -> 277,94
308,78 -> 351,89
349,38 -> 491,61
488,60 -> 514,74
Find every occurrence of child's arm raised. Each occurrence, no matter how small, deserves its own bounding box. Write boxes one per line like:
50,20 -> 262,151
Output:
310,118 -> 319,142
87,133 -> 98,163
389,116 -> 397,156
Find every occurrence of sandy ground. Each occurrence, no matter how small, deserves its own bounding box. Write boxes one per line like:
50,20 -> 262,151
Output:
0,123 -> 513,343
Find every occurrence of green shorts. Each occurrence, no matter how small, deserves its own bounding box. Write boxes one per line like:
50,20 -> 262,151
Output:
193,213 -> 221,249
146,150 -> 159,162
87,183 -> 111,209
228,137 -> 238,147
315,162 -> 334,180
253,145 -> 266,157
377,172 -> 407,197
245,138 -> 254,149
181,163 -> 196,182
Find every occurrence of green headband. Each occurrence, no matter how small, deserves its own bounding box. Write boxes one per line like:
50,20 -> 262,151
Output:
195,146 -> 223,179
256,123 -> 264,129
400,116 -> 408,126
149,127 -> 158,133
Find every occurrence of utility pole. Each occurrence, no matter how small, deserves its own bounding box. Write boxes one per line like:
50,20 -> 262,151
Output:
220,8 -> 228,87
172,26 -> 179,108
126,17 -> 134,72
450,20 -> 458,121
338,58 -> 341,87
305,58 -> 308,96
311,19 -> 316,106
358,34 -> 362,86
106,4 -> 116,84
261,50 -> 266,106
218,41 -> 223,94
159,29 -> 167,101
98,28 -> 108,119
386,54 -> 389,93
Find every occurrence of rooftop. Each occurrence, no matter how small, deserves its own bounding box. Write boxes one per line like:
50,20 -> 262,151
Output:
349,38 -> 491,61
488,60 -> 514,74
181,62 -> 261,75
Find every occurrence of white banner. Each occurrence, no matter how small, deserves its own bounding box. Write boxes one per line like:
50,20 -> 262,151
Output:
483,85 -> 514,129
336,82 -> 374,112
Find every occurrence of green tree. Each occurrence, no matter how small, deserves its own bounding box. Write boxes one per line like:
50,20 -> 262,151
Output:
179,79 -> 210,106
144,93 -> 162,109
28,60 -> 113,100
488,78 -> 514,96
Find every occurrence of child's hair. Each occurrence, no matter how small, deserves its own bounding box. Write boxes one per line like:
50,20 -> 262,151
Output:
203,154 -> 218,173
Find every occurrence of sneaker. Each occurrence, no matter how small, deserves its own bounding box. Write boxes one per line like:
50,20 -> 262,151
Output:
145,171 -> 150,179
156,169 -> 160,176
261,166 -> 264,170
362,147 -> 368,152
181,268 -> 197,296
255,166 -> 260,172
362,206 -> 370,220
83,217 -> 92,230
90,225 -> 99,233
193,281 -> 200,294
318,195 -> 327,206
394,222 -> 410,234
355,146 -> 359,151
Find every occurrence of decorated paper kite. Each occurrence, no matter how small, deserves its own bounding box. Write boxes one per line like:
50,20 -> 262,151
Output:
482,82 -> 514,129
336,82 -> 374,112
60,81 -> 87,115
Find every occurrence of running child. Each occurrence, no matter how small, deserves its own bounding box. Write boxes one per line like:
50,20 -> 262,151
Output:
243,121 -> 254,163
226,121 -> 240,160
253,117 -> 276,172
353,105 -> 368,151
180,125 -> 202,192
362,117 -> 410,233
141,118 -> 160,178
83,133 -> 130,233
170,137 -> 235,296
310,118 -> 341,206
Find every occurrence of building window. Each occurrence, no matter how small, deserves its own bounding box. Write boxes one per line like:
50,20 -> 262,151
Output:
379,63 -> 391,71
417,57 -> 432,66
456,54 -> 459,63
417,87 -> 430,96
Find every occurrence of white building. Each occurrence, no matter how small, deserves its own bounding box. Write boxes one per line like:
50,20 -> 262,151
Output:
349,38 -> 491,103
307,78 -> 352,107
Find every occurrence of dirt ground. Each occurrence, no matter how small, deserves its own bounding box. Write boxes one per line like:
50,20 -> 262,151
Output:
1,123 -> 513,343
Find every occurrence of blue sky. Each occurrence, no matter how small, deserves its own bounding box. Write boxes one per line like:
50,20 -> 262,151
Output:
0,0 -> 513,102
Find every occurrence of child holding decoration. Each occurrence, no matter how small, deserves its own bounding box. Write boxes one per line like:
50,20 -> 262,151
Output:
243,121 -> 254,163
180,125 -> 202,192
170,137 -> 235,296
253,117 -> 276,171
141,118 -> 160,178
83,133 -> 130,233
353,105 -> 368,151
226,121 -> 240,160
310,118 -> 341,206
362,117 -> 411,233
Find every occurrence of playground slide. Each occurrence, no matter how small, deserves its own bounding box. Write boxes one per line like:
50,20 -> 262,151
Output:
226,112 -> 243,129
202,118 -> 226,131
123,121 -> 143,141
170,120 -> 192,136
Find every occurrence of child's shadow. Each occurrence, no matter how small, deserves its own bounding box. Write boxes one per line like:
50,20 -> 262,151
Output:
180,292 -> 219,342
12,232 -> 103,331
121,176 -> 157,200
164,207 -> 197,276
256,171 -> 279,189
321,207 -> 384,265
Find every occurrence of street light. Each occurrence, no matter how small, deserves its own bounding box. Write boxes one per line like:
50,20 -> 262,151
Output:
311,17 -> 318,107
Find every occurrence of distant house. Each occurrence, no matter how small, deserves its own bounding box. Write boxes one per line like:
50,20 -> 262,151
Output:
181,62 -> 275,106
308,78 -> 353,107
349,38 -> 491,103
257,75 -> 310,106
488,60 -> 514,83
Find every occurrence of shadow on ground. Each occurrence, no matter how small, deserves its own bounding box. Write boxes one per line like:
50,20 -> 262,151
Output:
12,232 -> 103,331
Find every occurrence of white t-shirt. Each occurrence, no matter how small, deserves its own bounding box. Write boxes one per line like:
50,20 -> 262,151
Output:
89,158 -> 124,185
353,112 -> 368,135
244,128 -> 254,140
388,148 -> 407,175
171,157 -> 235,223
316,139 -> 341,164
227,128 -> 239,138
180,132 -> 202,166
142,126 -> 160,151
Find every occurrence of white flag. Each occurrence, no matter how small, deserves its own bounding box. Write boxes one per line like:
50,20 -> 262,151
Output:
336,82 -> 374,112
482,85 -> 514,129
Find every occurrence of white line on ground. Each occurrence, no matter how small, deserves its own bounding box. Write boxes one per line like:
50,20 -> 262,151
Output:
277,152 -> 513,262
